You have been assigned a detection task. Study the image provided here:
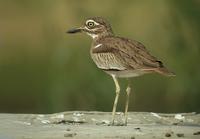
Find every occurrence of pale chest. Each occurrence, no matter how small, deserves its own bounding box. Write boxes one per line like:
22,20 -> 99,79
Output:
90,44 -> 126,70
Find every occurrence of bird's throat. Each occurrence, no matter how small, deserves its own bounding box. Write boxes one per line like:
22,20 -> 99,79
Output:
86,33 -> 99,39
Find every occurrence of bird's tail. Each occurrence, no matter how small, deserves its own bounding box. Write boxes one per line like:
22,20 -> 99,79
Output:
155,67 -> 176,77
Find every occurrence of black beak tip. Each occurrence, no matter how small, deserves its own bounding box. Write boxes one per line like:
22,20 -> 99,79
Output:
66,28 -> 81,34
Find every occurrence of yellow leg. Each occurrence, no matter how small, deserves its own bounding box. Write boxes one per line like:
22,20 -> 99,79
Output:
124,80 -> 131,125
111,75 -> 120,125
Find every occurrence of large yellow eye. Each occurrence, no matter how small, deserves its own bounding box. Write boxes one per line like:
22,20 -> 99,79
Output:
87,21 -> 95,27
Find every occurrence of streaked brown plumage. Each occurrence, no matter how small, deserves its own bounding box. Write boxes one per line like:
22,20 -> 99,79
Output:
91,36 -> 174,77
67,17 -> 175,126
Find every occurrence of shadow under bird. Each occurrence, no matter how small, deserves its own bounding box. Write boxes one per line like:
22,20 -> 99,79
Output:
67,17 -> 175,126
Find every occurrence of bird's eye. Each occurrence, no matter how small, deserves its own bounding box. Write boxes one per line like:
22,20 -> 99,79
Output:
87,22 -> 95,27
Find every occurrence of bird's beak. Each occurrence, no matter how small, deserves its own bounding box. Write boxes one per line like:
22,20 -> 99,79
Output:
66,27 -> 84,34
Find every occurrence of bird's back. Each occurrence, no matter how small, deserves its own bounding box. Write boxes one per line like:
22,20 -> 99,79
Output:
90,36 -> 175,77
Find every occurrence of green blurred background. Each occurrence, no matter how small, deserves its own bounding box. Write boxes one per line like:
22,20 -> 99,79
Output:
0,0 -> 200,114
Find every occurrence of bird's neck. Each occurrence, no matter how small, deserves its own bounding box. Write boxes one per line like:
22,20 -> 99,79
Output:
91,32 -> 114,41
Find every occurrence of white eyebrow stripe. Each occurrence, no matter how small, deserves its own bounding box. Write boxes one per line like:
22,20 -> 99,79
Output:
94,44 -> 102,48
86,19 -> 99,25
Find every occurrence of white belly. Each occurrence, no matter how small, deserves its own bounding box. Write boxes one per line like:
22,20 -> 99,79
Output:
104,69 -> 148,78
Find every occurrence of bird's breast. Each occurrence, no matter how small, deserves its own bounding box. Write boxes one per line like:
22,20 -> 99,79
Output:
90,52 -> 126,70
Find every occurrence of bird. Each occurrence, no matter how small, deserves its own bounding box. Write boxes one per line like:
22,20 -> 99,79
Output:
67,17 -> 175,126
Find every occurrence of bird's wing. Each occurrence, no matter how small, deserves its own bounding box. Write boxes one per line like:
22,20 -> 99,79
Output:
92,37 -> 163,70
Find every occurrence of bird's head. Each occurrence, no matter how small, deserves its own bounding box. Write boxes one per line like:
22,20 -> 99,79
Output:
67,17 -> 114,39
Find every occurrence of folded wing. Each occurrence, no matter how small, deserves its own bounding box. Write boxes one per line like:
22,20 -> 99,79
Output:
92,36 -> 175,76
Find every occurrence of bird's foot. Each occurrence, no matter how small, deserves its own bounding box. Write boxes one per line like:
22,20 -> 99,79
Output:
96,120 -> 126,126
107,121 -> 127,126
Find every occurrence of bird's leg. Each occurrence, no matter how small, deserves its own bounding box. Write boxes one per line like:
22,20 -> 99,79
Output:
124,79 -> 131,125
111,75 -> 120,125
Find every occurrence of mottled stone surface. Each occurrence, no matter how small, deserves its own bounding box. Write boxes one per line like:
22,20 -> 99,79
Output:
0,111 -> 199,139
